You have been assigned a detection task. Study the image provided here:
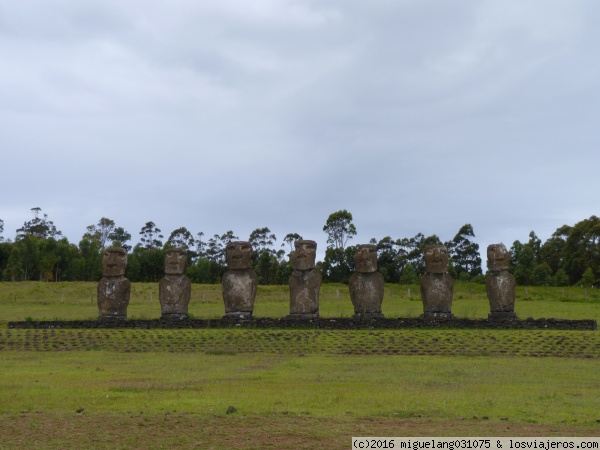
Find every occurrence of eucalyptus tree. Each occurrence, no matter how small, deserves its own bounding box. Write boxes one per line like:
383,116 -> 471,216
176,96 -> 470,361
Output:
323,209 -> 356,251
445,224 -> 482,279
166,227 -> 196,250
16,207 -> 62,240
139,221 -> 164,250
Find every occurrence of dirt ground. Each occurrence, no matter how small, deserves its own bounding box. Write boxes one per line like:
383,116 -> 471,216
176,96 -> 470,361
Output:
1,413 -> 597,449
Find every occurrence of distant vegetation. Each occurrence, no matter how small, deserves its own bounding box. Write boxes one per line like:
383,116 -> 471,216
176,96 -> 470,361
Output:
1,207 -> 600,287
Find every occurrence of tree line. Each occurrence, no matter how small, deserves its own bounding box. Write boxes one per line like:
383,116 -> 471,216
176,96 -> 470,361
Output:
0,207 -> 598,287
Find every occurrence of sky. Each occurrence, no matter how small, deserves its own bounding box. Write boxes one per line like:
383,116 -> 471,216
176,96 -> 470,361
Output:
1,0 -> 600,262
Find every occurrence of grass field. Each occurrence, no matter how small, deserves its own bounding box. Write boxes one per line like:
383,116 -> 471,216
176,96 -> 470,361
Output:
0,282 -> 599,449
1,281 -> 599,323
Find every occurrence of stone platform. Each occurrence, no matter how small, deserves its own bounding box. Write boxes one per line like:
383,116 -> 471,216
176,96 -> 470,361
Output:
8,317 -> 597,330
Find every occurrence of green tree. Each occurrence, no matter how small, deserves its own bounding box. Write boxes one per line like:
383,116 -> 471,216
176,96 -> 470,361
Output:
540,225 -> 570,274
254,250 -> 281,285
3,245 -> 24,281
527,231 -> 542,265
139,221 -> 164,250
166,227 -> 195,250
553,268 -> 570,287
249,227 -> 280,285
509,240 -> 524,274
398,233 -> 441,276
195,232 -> 206,259
446,224 -> 482,279
281,233 -> 303,255
129,245 -> 165,282
0,241 -> 11,276
109,227 -> 132,251
562,216 -> 600,285
16,207 -> 62,240
323,210 -> 356,251
186,258 -> 213,283
376,236 -> 401,283
77,237 -> 102,281
205,231 -> 238,266
84,217 -> 116,248
249,227 -> 277,255
0,218 -> 4,242
514,245 -> 535,285
531,262 -> 553,286
322,246 -> 356,283
399,263 -> 419,284
577,267 -> 595,287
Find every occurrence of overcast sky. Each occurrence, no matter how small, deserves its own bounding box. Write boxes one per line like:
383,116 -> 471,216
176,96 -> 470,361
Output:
1,0 -> 599,261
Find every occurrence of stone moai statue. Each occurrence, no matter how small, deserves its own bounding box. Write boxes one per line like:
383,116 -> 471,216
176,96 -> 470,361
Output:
97,247 -> 131,322
222,241 -> 257,319
420,244 -> 454,319
288,240 -> 321,319
159,248 -> 192,321
349,244 -> 384,319
486,243 -> 517,320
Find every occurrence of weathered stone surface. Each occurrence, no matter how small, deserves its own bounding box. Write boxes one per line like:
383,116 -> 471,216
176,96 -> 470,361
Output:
97,247 -> 130,321
487,243 -> 510,272
9,317 -> 598,331
486,244 -> 517,320
288,269 -> 321,318
349,272 -> 384,318
291,240 -> 317,271
159,248 -> 192,320
222,242 -> 257,318
222,269 -> 257,318
289,240 -> 320,319
423,244 -> 449,274
226,241 -> 252,270
354,244 -> 378,273
420,273 -> 454,318
420,244 -> 453,319
349,244 -> 384,318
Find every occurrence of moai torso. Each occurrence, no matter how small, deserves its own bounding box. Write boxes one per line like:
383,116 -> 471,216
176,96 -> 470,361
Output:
222,241 -> 257,318
160,248 -> 191,320
97,247 -> 130,321
288,240 -> 321,319
420,244 -> 454,319
222,269 -> 257,315
486,244 -> 517,319
289,269 -> 321,316
420,273 -> 454,313
349,244 -> 384,318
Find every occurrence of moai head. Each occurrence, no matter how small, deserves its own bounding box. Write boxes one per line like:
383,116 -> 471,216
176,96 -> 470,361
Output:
102,247 -> 127,277
292,240 -> 317,271
487,243 -> 510,272
354,244 -> 378,273
226,241 -> 253,270
424,244 -> 449,274
165,248 -> 187,275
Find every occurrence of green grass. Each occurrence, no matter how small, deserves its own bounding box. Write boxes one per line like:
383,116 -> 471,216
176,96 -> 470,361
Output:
1,352 -> 598,423
1,329 -> 599,357
0,281 -> 599,324
0,282 -> 599,448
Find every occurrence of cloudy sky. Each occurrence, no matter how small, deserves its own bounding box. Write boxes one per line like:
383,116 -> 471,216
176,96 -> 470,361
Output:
1,0 -> 599,260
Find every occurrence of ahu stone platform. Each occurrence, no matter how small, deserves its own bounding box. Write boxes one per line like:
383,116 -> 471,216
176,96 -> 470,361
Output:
8,317 -> 597,330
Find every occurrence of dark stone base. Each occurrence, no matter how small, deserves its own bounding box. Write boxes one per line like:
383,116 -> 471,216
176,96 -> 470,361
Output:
98,315 -> 127,322
354,313 -> 385,320
223,312 -> 253,320
286,313 -> 319,320
8,317 -> 597,330
161,314 -> 189,322
488,311 -> 518,320
421,312 -> 455,320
